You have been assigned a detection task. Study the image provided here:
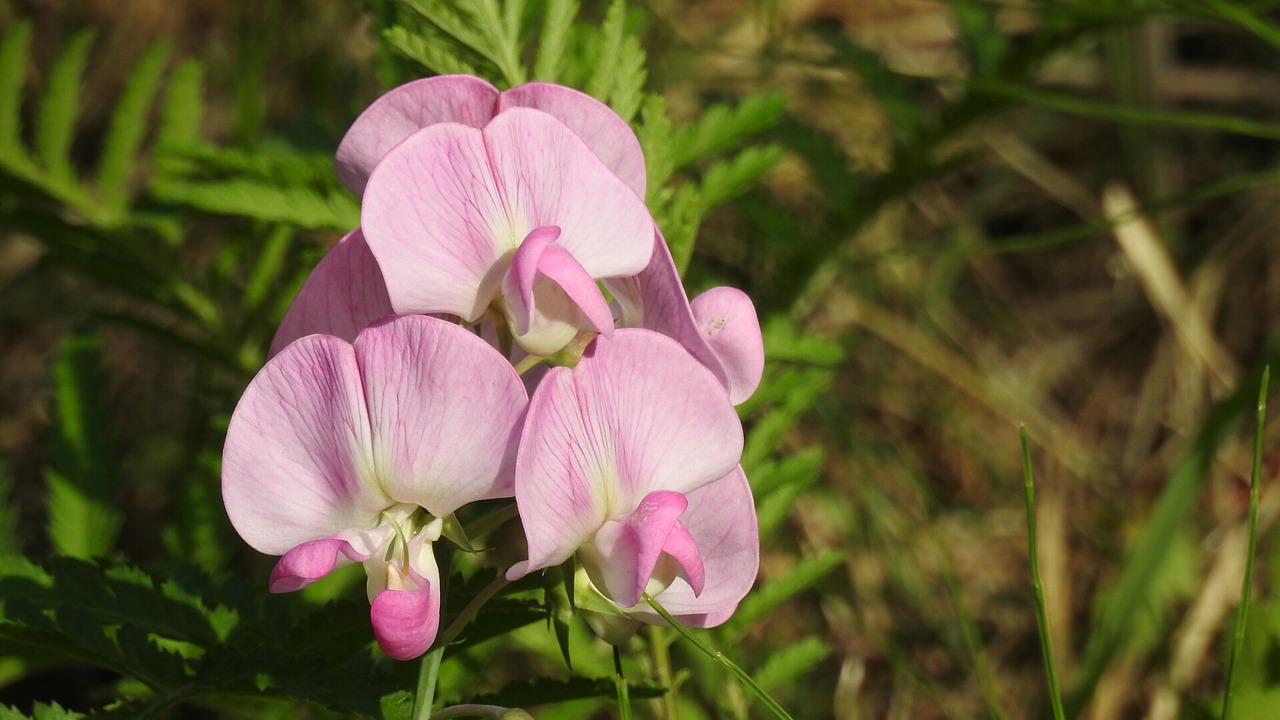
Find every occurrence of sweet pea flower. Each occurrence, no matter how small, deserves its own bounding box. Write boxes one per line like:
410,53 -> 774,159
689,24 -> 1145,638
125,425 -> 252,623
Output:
507,329 -> 759,634
336,74 -> 646,198
268,75 -> 647,357
361,107 -> 654,355
223,315 -> 527,660
609,232 -> 765,404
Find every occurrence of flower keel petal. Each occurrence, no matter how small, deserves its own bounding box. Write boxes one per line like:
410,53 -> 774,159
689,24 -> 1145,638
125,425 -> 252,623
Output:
370,584 -> 441,661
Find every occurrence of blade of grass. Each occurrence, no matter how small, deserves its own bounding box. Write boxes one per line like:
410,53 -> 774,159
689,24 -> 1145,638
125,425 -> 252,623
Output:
1022,426 -> 1066,720
643,594 -> 794,720
1220,365 -> 1270,720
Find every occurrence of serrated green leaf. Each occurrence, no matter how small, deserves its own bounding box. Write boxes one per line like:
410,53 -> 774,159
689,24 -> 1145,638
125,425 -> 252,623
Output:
609,35 -> 646,123
156,59 -> 204,149
754,636 -> 829,691
0,703 -> 86,720
725,549 -> 843,639
97,41 -> 168,217
638,94 -> 675,202
697,144 -> 783,211
37,30 -> 95,183
671,93 -> 785,170
380,690 -> 413,720
533,0 -> 577,81
382,24 -> 480,77
0,22 -> 32,159
760,316 -> 845,366
586,0 -> 626,101
44,333 -> 122,558
476,0 -> 526,86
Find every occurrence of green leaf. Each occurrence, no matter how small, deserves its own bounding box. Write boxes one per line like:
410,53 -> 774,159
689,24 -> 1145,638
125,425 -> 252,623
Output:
585,0 -> 626,101
44,333 -> 122,558
754,636 -> 829,691
725,549 -> 844,640
671,93 -> 785,170
609,35 -> 647,123
97,41 -> 169,217
637,94 -> 675,202
0,703 -> 86,720
0,22 -> 32,160
533,0 -> 578,81
156,59 -> 204,149
36,30 -> 95,183
382,24 -> 480,77
696,144 -> 783,212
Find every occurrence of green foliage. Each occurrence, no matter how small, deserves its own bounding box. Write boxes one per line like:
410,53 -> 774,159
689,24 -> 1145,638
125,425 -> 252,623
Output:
724,550 -> 844,641
43,334 -> 123,559
754,635 -> 829,692
0,704 -> 85,720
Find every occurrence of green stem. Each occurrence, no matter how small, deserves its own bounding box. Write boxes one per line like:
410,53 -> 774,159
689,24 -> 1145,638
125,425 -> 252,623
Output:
648,625 -> 680,719
437,574 -> 509,648
431,704 -> 527,719
413,646 -> 445,720
643,594 -> 794,720
614,644 -> 633,720
513,354 -> 546,375
1221,365 -> 1270,720
1021,426 -> 1066,720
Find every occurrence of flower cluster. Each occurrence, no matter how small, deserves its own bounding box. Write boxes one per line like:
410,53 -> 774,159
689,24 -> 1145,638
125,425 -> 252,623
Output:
221,76 -> 765,661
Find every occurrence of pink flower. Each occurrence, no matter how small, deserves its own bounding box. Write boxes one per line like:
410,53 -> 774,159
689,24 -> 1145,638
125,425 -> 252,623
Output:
223,315 -> 528,660
609,231 -> 765,404
360,107 -> 654,354
269,75 -> 649,357
336,75 -> 646,199
506,329 -> 759,632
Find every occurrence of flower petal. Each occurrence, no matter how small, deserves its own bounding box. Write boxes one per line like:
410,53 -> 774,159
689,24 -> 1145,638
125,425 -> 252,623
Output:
690,287 -> 764,404
354,315 -> 527,516
223,335 -> 386,556
511,329 -> 743,575
269,228 -> 394,358
498,82 -> 646,197
502,226 -> 563,336
361,122 -> 510,321
605,231 -> 731,391
589,490 -> 705,608
335,75 -> 500,196
629,466 -> 758,628
268,528 -> 390,593
370,583 -> 441,661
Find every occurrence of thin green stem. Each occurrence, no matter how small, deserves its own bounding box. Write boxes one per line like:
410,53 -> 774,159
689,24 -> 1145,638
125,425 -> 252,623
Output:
1021,425 -> 1066,720
513,354 -> 546,375
614,644 -> 633,720
643,594 -> 794,720
1221,365 -> 1270,720
431,704 -> 529,719
413,646 -> 445,720
437,574 -> 510,648
648,625 -> 680,719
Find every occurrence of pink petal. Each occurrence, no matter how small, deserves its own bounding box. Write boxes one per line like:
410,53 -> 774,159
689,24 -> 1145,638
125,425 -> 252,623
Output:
502,226 -> 563,335
354,315 -> 527,516
511,329 -> 743,575
536,242 -> 615,337
591,491 -> 705,608
498,82 -> 647,197
335,75 -> 500,196
630,467 -> 758,628
223,335 -> 387,556
269,228 -> 394,358
268,530 -> 387,593
690,287 -> 764,405
370,583 -> 441,661
362,109 -> 653,322
605,231 -> 731,392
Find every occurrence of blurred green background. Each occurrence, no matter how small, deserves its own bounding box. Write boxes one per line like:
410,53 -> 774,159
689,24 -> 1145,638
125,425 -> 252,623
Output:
2,1 -> 1280,718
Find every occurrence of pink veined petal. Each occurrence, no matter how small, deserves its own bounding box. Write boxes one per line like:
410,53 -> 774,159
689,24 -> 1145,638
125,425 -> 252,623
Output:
590,490 -> 705,608
363,110 -> 653,322
268,527 -> 390,593
223,335 -> 387,556
605,231 -> 731,392
335,75 -> 500,196
480,109 -> 653,279
502,226 -> 562,336
354,315 -> 527,516
361,122 -> 513,321
662,519 -> 706,597
511,329 -> 743,576
690,287 -> 765,405
370,583 -> 441,661
629,466 -> 759,628
268,228 -> 394,359
536,242 -> 615,337
498,82 -> 647,198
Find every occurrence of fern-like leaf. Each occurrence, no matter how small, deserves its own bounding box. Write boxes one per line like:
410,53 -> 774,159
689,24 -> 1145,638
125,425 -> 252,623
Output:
36,30 -> 95,184
98,41 -> 169,219
585,0 -> 627,101
533,0 -> 578,81
0,22 -> 31,161
671,93 -> 786,170
725,549 -> 844,640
